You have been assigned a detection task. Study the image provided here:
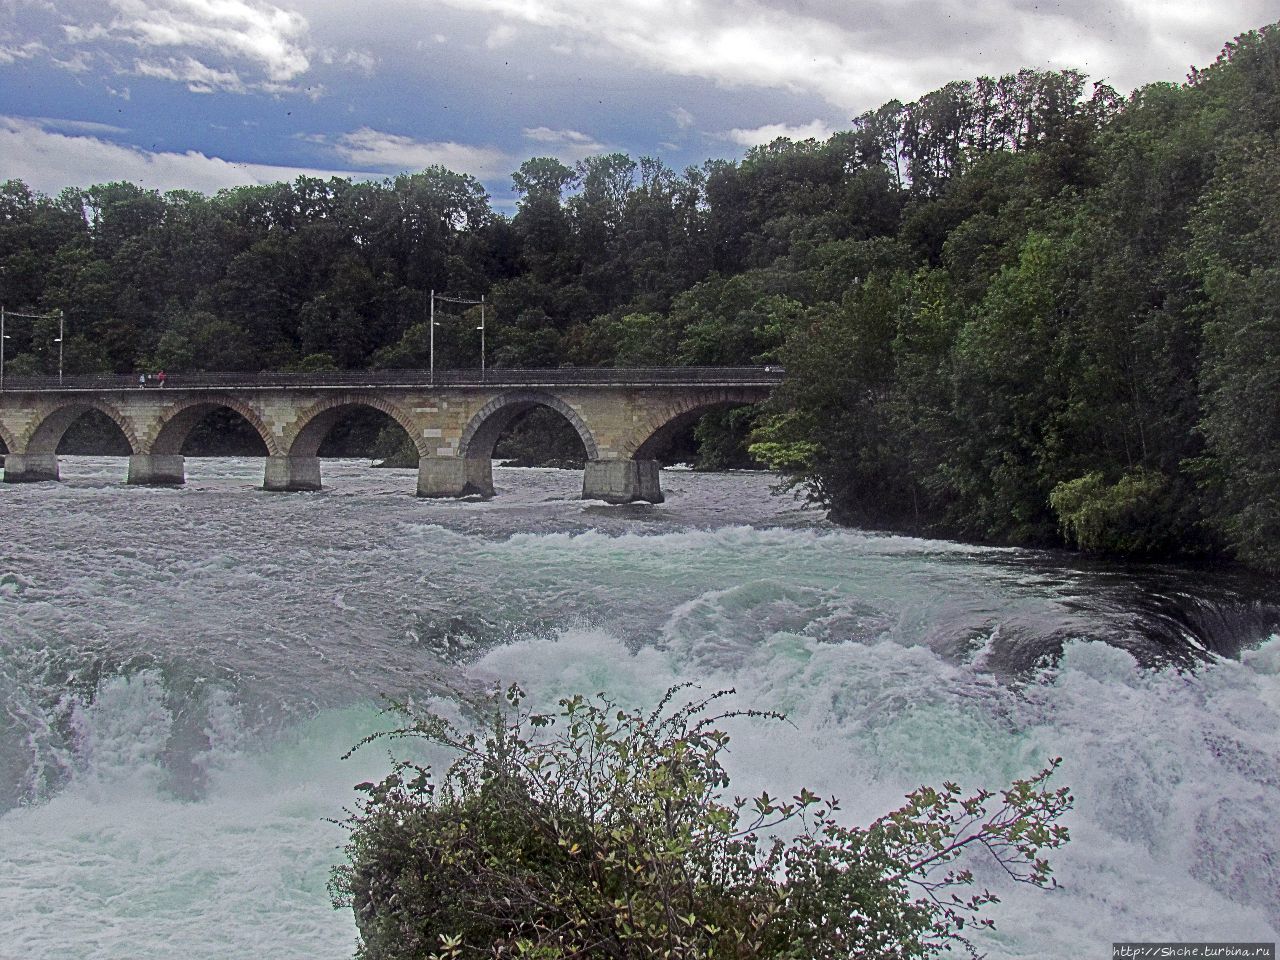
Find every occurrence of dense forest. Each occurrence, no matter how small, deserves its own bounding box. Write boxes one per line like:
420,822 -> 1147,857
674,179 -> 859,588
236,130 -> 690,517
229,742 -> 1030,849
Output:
1,24 -> 1277,570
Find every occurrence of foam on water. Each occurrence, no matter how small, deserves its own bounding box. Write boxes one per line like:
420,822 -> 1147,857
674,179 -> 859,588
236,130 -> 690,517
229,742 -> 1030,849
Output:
2,457 -> 1277,958
5,629 -> 1277,958
472,625 -> 1280,953
0,673 -> 424,960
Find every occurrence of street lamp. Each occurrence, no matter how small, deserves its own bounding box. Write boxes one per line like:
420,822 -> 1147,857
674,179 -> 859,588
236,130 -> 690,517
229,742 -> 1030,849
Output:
429,290 -> 488,384
54,309 -> 63,385
0,306 -> 66,389
477,295 -> 486,379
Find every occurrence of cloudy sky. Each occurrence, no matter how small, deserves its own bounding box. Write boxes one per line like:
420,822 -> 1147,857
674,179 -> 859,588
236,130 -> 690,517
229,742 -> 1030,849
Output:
0,0 -> 1271,203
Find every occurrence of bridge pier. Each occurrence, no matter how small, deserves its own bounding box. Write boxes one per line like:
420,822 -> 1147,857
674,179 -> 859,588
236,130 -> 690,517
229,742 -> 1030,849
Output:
417,457 -> 494,498
263,455 -> 322,492
128,454 -> 185,486
2,453 -> 60,483
582,459 -> 664,504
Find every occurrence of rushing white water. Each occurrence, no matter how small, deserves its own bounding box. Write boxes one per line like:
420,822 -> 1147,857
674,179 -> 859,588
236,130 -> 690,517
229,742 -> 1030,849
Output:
1,456 -> 1277,958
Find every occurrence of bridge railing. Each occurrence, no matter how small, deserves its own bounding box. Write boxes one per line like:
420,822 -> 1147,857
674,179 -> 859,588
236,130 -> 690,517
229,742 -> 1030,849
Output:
0,367 -> 785,392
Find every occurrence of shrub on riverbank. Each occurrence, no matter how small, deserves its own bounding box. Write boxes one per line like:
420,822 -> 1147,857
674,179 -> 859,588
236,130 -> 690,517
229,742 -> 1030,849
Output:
332,686 -> 1071,960
1049,469 -> 1191,557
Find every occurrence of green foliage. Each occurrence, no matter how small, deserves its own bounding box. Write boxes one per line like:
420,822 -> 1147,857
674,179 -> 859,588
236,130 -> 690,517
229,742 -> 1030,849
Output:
370,424 -> 419,468
671,273 -> 802,366
568,311 -> 681,367
370,322 -> 435,369
748,414 -> 824,479
747,439 -> 819,473
284,352 -> 340,373
692,406 -> 759,470
1188,131 -> 1280,571
946,231 -> 1081,543
1049,469 -> 1177,555
333,686 -> 1071,960
150,310 -> 257,372
757,23 -> 1280,566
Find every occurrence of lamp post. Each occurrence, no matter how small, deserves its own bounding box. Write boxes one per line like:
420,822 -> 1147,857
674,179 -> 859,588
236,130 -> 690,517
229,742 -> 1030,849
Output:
477,295 -> 486,379
54,309 -> 63,385
0,306 -> 66,389
430,290 -> 488,383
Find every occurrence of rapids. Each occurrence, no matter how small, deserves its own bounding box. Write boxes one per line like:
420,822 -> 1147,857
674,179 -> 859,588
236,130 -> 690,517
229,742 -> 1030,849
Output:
1,456 -> 1277,958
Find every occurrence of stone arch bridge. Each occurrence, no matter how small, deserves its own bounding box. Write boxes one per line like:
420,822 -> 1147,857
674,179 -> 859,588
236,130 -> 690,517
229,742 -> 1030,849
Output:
0,368 -> 781,503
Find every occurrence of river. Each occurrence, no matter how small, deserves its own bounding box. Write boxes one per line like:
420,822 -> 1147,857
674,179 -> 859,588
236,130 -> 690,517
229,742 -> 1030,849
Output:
1,456 -> 1277,958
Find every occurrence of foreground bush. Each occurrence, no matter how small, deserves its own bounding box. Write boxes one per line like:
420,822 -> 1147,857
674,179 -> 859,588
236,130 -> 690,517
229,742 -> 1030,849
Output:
331,687 -> 1071,959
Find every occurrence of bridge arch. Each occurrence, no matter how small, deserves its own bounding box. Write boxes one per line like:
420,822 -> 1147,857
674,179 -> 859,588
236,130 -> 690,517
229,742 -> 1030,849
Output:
457,390 -> 598,461
22,400 -> 141,455
150,396 -> 280,457
284,394 -> 423,458
628,389 -> 764,461
0,421 -> 16,455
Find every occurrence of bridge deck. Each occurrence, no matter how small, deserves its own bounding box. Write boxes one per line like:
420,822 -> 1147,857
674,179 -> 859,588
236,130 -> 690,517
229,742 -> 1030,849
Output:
0,366 -> 784,393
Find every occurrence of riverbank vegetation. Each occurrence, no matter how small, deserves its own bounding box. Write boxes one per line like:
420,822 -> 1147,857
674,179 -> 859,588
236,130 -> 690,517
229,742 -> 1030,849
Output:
1,23 -> 1276,566
331,686 -> 1071,959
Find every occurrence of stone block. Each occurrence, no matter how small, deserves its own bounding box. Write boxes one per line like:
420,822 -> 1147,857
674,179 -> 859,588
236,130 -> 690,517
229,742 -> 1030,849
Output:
127,454 -> 185,486
417,457 -> 493,498
263,455 -> 322,491
582,459 -> 663,504
1,453 -> 60,483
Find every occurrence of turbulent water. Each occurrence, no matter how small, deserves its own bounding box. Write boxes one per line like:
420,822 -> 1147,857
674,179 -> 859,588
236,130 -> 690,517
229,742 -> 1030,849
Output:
1,455 -> 1278,959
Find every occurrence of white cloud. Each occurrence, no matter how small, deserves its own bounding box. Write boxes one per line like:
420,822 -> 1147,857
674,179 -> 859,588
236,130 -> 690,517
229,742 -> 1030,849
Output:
422,0 -> 1277,111
51,49 -> 95,72
0,114 -> 359,194
331,127 -> 510,179
726,119 -> 840,147
524,126 -> 595,145
134,55 -> 246,92
120,0 -> 309,80
51,0 -> 317,91
61,22 -> 112,44
423,0 -> 940,109
0,39 -> 45,64
29,117 -> 130,135
484,23 -> 516,49
334,47 -> 376,73
522,126 -> 605,161
670,106 -> 694,130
